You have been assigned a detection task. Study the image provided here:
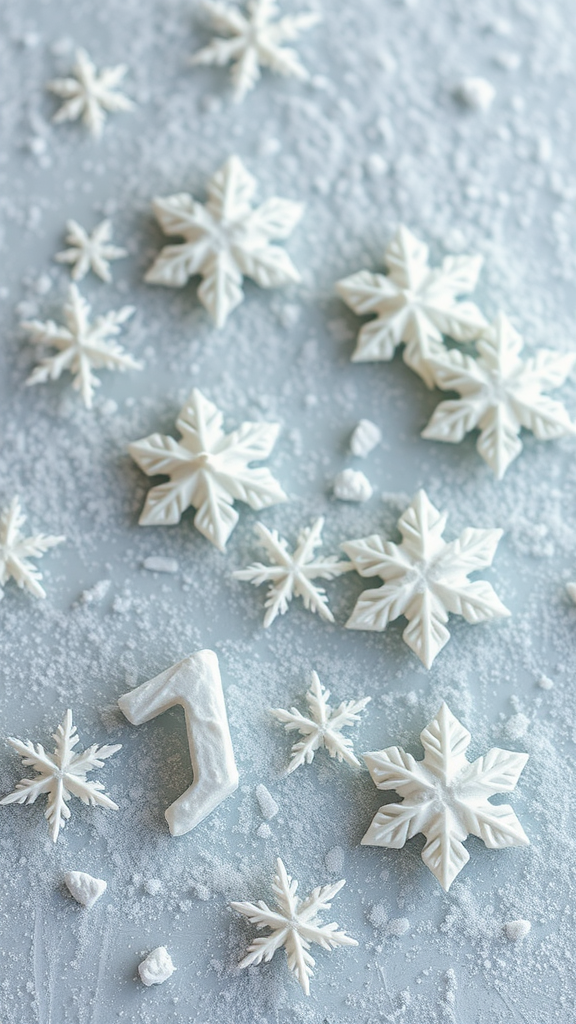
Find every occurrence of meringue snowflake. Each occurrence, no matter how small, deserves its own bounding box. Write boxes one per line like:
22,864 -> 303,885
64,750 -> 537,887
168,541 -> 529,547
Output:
233,517 -> 350,626
129,388 -> 286,551
0,710 -> 121,842
362,702 -> 529,891
271,670 -> 370,773
0,497 -> 64,600
55,219 -> 127,282
336,225 -> 487,388
22,284 -> 141,409
230,857 -> 357,995
342,490 -> 509,669
191,0 -> 321,103
422,312 -> 576,479
47,48 -> 134,138
145,156 -> 303,328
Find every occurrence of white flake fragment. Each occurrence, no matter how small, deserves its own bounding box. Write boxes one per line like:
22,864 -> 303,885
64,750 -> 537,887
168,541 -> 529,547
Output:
504,919 -> 531,941
142,556 -> 179,574
47,48 -> 134,137
257,821 -> 272,838
537,674 -> 553,690
454,76 -> 496,111
566,582 -> 576,603
79,579 -> 112,604
350,418 -> 381,458
333,468 -> 373,503
0,497 -> 64,600
138,946 -> 175,986
55,219 -> 127,283
255,783 -> 279,819
64,870 -> 107,908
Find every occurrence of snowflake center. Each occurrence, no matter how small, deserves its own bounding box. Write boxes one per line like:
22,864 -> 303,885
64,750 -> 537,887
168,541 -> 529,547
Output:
192,451 -> 214,469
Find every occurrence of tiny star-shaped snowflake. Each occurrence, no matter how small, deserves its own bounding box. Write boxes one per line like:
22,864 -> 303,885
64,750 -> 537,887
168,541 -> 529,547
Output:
129,388 -> 286,550
422,312 -> 576,479
145,155 -> 303,328
0,710 -> 121,842
233,517 -> 351,626
271,670 -> 370,773
191,0 -> 321,103
342,490 -> 509,669
230,857 -> 357,994
22,284 -> 141,409
362,702 -> 529,891
55,219 -> 127,283
0,497 -> 64,600
47,48 -> 134,138
336,225 -> 488,388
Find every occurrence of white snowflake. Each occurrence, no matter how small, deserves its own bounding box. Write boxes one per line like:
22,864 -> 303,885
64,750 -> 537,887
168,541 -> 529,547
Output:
22,284 -> 141,409
191,0 -> 321,104
233,517 -> 351,626
362,702 -> 529,891
145,155 -> 303,328
271,670 -> 370,773
47,48 -> 134,138
0,710 -> 121,842
336,225 -> 487,388
55,219 -> 127,282
0,497 -> 64,600
129,388 -> 286,551
230,857 -> 357,995
422,312 -> 576,479
342,490 -> 509,669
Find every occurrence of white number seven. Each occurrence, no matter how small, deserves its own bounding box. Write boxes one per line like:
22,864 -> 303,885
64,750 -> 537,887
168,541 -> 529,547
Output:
118,650 -> 239,836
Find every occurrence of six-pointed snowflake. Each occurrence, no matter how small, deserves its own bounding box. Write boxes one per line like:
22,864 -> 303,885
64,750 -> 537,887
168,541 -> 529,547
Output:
336,225 -> 487,388
47,48 -> 134,138
22,284 -> 141,409
129,388 -> 286,550
362,702 -> 529,891
233,517 -> 350,626
55,218 -> 127,282
0,497 -> 64,600
0,710 -> 121,842
422,312 -> 576,479
271,670 -> 370,773
145,155 -> 303,327
191,0 -> 321,103
230,857 -> 357,994
342,490 -> 510,668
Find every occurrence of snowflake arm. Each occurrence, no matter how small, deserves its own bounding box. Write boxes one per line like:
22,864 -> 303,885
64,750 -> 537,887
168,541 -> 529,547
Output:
0,497 -> 64,600
55,219 -> 127,282
47,49 -> 134,137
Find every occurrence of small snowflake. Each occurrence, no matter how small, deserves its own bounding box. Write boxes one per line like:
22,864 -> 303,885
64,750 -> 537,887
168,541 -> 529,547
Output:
0,497 -> 64,600
271,670 -> 370,773
0,710 -> 121,842
191,0 -> 321,103
55,219 -> 127,283
336,225 -> 487,388
362,702 -> 529,891
145,155 -> 303,328
129,388 -> 286,550
47,48 -> 134,138
422,312 -> 576,479
342,490 -> 509,669
22,284 -> 141,409
230,857 -> 357,994
233,517 -> 350,626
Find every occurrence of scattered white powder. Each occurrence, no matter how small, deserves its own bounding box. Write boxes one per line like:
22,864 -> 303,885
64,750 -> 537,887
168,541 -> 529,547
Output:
387,917 -> 410,937
453,76 -> 496,111
138,946 -> 175,986
255,783 -> 279,819
333,468 -> 373,502
256,822 -> 272,838
142,556 -> 179,574
503,712 -> 530,741
143,877 -> 162,895
350,418 -> 382,458
368,902 -> 388,929
504,920 -> 532,941
324,847 -> 345,874
79,579 -> 112,604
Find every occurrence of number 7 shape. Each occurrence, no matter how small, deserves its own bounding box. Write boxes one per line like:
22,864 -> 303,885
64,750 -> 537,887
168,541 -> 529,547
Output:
118,650 -> 239,836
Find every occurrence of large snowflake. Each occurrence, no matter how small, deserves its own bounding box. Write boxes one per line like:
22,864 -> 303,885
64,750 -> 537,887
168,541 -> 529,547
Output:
22,284 -> 141,409
145,156 -> 303,328
47,48 -> 134,138
230,857 -> 357,995
0,710 -> 121,842
191,0 -> 320,103
336,225 -> 487,388
0,497 -> 64,600
233,517 -> 350,626
55,218 -> 127,283
271,670 -> 370,773
129,388 -> 286,550
342,490 -> 509,668
422,312 -> 576,479
362,702 -> 530,891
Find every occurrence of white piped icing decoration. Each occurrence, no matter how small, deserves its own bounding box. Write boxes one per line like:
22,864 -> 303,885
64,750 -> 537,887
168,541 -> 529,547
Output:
336,225 -> 487,388
145,156 -> 303,327
138,946 -> 175,986
350,418 -> 381,458
55,219 -> 127,282
454,76 -> 496,111
118,650 -> 238,837
342,489 -> 509,668
47,48 -> 134,137
230,857 -> 357,995
362,703 -> 529,891
333,468 -> 372,502
64,870 -> 107,908
129,388 -> 286,551
0,497 -> 64,600
191,0 -> 321,104
271,670 -> 370,773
